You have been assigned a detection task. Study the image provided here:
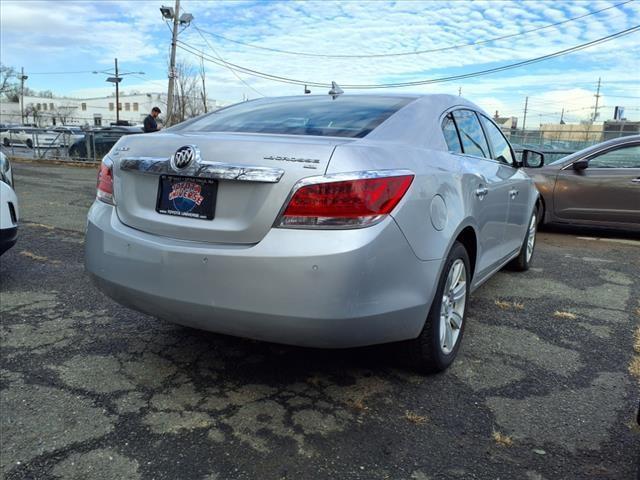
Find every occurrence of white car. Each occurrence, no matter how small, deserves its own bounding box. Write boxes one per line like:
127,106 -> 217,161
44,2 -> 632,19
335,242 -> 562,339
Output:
1,128 -> 61,148
0,152 -> 18,255
50,126 -> 85,147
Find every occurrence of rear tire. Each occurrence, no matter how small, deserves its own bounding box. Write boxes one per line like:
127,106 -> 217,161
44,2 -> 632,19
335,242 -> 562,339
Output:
2,138 -> 9,147
25,139 -> 33,149
508,210 -> 537,271
403,241 -> 470,373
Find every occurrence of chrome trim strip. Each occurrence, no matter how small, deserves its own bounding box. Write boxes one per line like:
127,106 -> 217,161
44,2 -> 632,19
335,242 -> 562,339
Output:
273,169 -> 415,229
119,156 -> 285,183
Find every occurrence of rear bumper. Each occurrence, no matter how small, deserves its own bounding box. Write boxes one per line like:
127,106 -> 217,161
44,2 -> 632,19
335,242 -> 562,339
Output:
85,201 -> 442,348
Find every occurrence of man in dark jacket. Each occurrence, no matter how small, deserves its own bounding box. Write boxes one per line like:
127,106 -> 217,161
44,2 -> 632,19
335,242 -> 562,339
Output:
143,107 -> 161,133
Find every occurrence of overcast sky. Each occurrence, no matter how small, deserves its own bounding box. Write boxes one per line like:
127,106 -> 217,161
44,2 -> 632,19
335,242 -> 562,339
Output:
1,0 -> 639,123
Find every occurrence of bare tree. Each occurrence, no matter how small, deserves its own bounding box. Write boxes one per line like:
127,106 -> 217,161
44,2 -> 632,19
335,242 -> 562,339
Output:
0,64 -> 17,99
52,103 -> 77,125
168,58 -> 206,124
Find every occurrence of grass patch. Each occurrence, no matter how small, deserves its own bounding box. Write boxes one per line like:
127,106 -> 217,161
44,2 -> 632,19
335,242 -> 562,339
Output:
492,430 -> 513,447
404,411 -> 427,424
629,355 -> 640,380
346,398 -> 369,413
495,300 -> 525,310
553,311 -> 577,320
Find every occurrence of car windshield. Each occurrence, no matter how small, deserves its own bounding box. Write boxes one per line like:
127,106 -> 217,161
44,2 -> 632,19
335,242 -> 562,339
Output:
179,96 -> 414,138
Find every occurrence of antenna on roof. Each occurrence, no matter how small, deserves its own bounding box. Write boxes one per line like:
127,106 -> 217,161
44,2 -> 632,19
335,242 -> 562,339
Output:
328,81 -> 343,99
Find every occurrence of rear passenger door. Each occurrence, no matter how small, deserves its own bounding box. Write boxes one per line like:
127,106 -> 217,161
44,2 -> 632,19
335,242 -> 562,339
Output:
449,109 -> 513,274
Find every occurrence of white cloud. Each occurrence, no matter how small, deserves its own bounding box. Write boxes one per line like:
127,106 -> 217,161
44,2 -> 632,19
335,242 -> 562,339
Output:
1,0 -> 639,122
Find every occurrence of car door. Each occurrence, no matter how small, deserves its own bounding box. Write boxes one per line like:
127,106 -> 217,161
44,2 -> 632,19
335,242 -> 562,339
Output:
554,143 -> 640,225
478,114 -> 530,254
450,109 -> 513,274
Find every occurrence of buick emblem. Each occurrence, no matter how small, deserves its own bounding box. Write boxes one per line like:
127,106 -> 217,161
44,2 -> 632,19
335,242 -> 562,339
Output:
171,145 -> 199,171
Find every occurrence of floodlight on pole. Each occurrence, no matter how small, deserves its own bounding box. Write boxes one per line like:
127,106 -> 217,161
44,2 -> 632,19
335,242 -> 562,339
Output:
160,6 -> 174,19
179,13 -> 193,25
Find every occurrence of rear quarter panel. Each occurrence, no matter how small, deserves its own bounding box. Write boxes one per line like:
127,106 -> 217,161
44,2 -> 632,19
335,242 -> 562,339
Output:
326,141 -> 475,263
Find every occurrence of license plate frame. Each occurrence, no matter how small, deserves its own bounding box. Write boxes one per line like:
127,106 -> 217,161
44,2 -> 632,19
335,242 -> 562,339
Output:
155,175 -> 218,220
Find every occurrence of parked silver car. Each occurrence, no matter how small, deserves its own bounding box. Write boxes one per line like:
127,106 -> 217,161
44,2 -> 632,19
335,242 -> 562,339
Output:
85,94 -> 543,372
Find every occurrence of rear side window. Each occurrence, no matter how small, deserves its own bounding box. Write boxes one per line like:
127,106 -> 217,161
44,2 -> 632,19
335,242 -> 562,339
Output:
589,145 -> 640,168
442,113 -> 462,153
479,115 -> 514,166
452,110 -> 490,158
181,96 -> 414,138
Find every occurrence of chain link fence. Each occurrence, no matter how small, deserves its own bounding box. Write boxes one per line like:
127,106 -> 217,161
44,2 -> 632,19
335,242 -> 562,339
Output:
504,128 -> 639,163
0,127 -> 143,164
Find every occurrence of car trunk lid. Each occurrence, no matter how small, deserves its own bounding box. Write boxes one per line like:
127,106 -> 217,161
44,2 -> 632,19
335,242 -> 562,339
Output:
112,131 -> 348,244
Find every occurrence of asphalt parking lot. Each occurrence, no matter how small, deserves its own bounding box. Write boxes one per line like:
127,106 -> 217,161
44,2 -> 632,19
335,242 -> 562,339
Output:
1,162 -> 639,480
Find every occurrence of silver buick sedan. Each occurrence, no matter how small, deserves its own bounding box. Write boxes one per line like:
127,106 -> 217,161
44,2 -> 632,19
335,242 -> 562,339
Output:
85,94 -> 543,372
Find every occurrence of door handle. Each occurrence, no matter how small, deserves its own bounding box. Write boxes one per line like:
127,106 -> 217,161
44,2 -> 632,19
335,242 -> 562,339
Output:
509,189 -> 519,199
475,187 -> 489,199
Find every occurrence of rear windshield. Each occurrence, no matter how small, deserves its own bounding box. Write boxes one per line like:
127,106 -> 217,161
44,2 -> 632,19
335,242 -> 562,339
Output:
179,96 -> 414,138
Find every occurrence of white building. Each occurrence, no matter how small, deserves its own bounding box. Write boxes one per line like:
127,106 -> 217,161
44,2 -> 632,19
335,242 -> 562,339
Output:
0,92 -> 225,127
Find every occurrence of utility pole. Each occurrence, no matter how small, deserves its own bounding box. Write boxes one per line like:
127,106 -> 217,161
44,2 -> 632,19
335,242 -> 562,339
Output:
560,107 -> 565,124
592,77 -> 602,123
19,67 -> 28,125
458,86 -> 462,96
522,96 -> 529,131
166,0 -> 181,126
200,56 -> 207,113
114,58 -> 120,124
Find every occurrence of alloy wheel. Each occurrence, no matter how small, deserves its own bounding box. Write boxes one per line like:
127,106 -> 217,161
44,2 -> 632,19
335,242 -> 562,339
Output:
439,258 -> 467,354
526,214 -> 537,263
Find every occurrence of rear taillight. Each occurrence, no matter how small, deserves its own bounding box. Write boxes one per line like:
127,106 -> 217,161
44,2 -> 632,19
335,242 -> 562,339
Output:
276,171 -> 414,228
96,157 -> 114,205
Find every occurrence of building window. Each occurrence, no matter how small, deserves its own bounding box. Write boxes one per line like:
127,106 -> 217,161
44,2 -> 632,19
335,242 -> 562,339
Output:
49,103 -> 54,110
133,102 -> 139,112
43,103 -> 48,111
81,103 -> 87,111
118,103 -> 122,111
37,103 -> 41,110
125,102 -> 130,111
94,114 -> 102,127
109,103 -> 114,111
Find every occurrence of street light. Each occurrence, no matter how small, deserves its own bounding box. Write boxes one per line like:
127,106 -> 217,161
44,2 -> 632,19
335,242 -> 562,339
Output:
94,59 -> 145,124
160,1 -> 193,126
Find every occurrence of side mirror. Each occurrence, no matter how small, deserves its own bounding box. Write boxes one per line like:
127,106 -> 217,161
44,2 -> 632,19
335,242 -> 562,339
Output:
522,149 -> 545,168
572,159 -> 589,170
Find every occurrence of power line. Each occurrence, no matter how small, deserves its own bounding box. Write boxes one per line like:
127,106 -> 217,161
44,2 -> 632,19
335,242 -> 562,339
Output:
177,25 -> 640,89
26,70 -> 99,75
192,24 -> 265,97
193,0 -> 634,59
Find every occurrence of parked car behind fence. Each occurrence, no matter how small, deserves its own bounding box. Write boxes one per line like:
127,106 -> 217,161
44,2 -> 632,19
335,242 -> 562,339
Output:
68,126 -> 143,161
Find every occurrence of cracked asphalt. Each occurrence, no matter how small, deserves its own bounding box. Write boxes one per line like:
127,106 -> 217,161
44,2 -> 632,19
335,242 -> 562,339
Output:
1,162 -> 639,480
